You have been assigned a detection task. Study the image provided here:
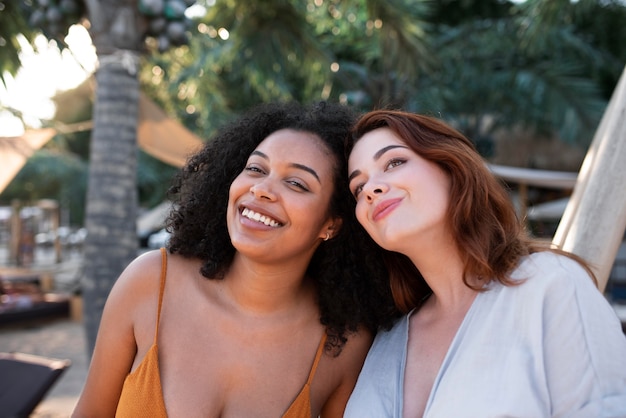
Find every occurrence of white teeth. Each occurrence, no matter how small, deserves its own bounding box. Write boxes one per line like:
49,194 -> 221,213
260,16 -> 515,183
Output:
241,208 -> 281,227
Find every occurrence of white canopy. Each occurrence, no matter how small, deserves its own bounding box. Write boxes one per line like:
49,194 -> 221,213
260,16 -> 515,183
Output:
0,94 -> 204,194
0,128 -> 57,193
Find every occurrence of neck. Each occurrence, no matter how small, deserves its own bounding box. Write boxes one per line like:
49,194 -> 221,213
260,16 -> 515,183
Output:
220,253 -> 315,316
404,235 -> 478,312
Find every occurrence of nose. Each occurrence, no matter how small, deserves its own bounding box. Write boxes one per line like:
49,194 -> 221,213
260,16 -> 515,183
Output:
250,180 -> 276,200
363,181 -> 387,202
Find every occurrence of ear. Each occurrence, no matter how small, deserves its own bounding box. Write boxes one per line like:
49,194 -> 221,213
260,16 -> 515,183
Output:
320,217 -> 343,240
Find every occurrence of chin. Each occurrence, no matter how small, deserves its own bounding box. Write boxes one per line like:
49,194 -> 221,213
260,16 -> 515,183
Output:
375,233 -> 404,252
372,236 -> 392,251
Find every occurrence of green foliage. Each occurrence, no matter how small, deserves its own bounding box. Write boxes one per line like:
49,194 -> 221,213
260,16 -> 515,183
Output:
430,0 -> 512,26
142,0 -> 436,130
570,0 -> 626,97
0,0 -> 37,87
148,0 -> 620,148
333,0 -> 616,145
137,150 -> 178,207
21,0 -> 86,46
4,0 -> 626,219
140,0 -> 197,52
204,0 -> 331,102
414,16 -> 608,144
362,0 -> 434,78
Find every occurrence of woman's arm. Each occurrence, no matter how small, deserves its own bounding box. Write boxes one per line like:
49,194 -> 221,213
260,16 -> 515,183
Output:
542,256 -> 626,417
72,250 -> 164,417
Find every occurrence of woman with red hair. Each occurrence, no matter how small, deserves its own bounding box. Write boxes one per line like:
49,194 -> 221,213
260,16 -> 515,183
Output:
344,109 -> 626,417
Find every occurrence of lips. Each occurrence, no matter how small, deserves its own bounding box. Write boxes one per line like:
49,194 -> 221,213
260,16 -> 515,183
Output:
240,206 -> 283,227
372,198 -> 402,221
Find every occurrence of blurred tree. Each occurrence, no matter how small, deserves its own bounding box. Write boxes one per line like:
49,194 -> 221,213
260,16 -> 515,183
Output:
565,0 -> 626,97
333,0 -> 617,146
331,0 -> 435,109
71,0 -> 146,356
142,0 -> 436,138
1,0 -> 198,356
146,0 -> 620,149
429,0 -> 511,26
137,150 -> 178,207
0,1 -> 37,87
419,11 -> 608,145
78,0 -> 198,356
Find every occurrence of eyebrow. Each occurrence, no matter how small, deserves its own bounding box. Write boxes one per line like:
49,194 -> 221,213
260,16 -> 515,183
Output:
348,144 -> 407,182
251,150 -> 321,183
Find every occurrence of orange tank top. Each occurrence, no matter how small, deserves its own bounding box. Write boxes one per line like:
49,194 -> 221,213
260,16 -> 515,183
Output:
115,248 -> 327,418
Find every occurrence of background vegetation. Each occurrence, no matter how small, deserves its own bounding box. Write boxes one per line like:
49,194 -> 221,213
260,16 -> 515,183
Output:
2,0 -> 625,225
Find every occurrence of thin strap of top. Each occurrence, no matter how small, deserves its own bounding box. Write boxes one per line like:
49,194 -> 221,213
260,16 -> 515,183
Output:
305,332 -> 327,385
154,247 -> 168,343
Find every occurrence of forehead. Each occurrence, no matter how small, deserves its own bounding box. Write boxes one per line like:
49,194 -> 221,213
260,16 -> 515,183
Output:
255,129 -> 335,174
349,128 -> 405,165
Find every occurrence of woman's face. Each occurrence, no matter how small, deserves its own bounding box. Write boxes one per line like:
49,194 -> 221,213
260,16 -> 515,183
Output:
227,129 -> 338,264
348,127 -> 451,254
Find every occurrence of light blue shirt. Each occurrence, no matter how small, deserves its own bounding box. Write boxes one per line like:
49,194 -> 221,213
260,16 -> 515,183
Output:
345,252 -> 626,417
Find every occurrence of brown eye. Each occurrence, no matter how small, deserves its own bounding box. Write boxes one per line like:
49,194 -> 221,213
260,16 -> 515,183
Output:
245,165 -> 264,174
287,179 -> 309,192
385,158 -> 405,171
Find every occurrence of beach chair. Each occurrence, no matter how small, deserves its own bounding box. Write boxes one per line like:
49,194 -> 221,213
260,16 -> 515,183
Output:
0,351 -> 71,418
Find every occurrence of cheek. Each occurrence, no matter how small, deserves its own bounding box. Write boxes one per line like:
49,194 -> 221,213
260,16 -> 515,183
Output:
226,185 -> 238,223
227,185 -> 238,209
355,201 -> 369,227
229,174 -> 247,198
227,176 -> 247,218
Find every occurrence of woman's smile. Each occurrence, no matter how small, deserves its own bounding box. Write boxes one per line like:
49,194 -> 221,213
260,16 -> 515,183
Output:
240,206 -> 283,228
372,197 -> 403,221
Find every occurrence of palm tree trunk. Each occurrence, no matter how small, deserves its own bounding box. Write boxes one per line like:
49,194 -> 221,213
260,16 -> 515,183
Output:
81,0 -> 146,357
82,57 -> 140,355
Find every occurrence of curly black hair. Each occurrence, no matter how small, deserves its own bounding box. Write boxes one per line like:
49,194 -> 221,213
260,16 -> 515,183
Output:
166,101 -> 399,353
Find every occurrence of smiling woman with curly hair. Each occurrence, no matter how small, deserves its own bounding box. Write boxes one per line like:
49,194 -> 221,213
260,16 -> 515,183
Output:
73,101 -> 398,418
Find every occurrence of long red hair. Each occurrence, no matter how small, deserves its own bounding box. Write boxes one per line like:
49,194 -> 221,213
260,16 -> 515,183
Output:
347,110 -> 595,313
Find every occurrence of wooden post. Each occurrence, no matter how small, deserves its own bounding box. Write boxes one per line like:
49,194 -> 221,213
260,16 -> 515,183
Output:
553,65 -> 626,292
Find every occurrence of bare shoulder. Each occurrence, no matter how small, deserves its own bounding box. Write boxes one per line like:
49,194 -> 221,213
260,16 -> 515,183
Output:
315,327 -> 374,417
72,249 -> 169,416
106,249 -> 168,300
116,249 -> 165,286
319,326 -> 374,386
102,249 -> 168,330
337,326 -> 374,368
